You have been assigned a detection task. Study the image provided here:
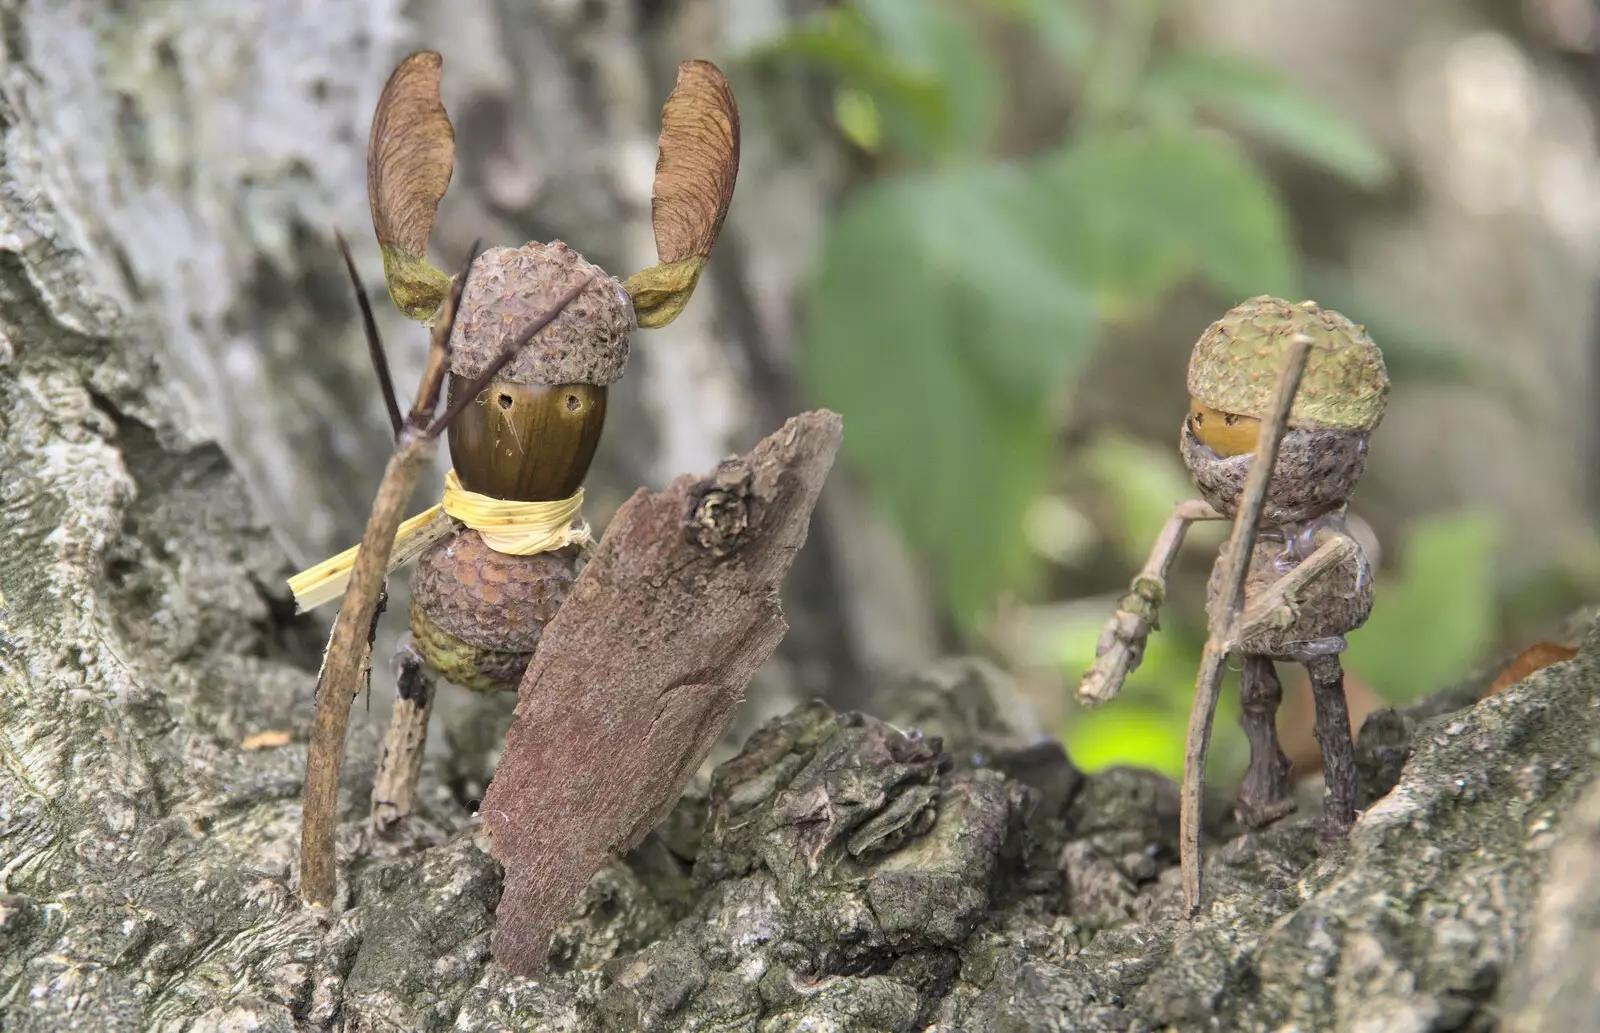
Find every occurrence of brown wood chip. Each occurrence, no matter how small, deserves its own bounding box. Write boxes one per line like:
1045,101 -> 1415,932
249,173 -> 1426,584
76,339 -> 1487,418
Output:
480,410 -> 842,976
1483,641 -> 1579,699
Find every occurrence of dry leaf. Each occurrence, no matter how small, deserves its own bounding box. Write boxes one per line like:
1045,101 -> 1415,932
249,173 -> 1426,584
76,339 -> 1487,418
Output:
367,50 -> 455,320
241,729 -> 292,751
650,59 -> 739,264
1483,641 -> 1578,699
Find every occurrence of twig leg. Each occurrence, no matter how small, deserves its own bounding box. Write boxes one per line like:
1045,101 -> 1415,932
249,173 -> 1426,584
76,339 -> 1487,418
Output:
1305,653 -> 1357,845
371,644 -> 437,835
1234,654 -> 1295,827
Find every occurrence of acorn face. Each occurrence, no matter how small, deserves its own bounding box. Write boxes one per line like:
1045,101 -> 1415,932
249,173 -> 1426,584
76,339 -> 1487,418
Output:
1186,397 -> 1260,458
447,379 -> 607,502
1181,296 -> 1388,525
1181,417 -> 1368,525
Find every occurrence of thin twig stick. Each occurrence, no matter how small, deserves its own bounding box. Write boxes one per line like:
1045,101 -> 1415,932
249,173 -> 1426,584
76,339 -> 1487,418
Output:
1180,332 -> 1313,918
299,438 -> 432,905
337,233 -> 402,438
1077,499 -> 1224,706
301,251 -> 473,906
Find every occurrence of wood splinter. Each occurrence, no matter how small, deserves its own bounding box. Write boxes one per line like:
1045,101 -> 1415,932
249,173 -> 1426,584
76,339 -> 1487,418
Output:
479,410 -> 843,977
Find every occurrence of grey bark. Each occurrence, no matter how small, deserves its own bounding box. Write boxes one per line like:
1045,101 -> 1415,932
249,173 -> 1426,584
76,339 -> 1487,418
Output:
3,270 -> 1599,1026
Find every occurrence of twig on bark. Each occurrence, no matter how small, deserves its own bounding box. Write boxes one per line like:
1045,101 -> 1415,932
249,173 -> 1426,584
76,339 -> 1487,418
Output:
1233,529 -> 1359,644
1180,333 -> 1313,918
479,410 -> 843,977
1077,499 -> 1225,707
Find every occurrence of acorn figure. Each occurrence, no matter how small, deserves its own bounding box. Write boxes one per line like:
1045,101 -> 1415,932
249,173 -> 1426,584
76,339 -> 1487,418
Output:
1078,296 -> 1389,906
289,51 -> 740,833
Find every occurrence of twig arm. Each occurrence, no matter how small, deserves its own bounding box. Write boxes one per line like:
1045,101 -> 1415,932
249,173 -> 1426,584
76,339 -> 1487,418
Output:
1076,499 -> 1224,706
1232,529 -> 1358,647
298,438 -> 430,905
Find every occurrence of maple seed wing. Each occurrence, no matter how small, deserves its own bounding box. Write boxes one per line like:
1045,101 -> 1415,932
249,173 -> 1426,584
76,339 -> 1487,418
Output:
368,50 -> 456,322
651,59 -> 740,264
623,59 -> 740,329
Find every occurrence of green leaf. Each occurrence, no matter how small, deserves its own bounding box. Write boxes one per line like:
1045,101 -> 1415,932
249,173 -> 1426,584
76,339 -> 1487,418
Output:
801,170 -> 1097,626
834,87 -> 883,151
1065,706 -> 1188,779
856,0 -> 1002,157
1141,52 -> 1392,189
1082,434 -> 1202,564
994,0 -> 1096,71
750,19 -> 948,156
1038,128 -> 1298,305
1342,510 -> 1502,702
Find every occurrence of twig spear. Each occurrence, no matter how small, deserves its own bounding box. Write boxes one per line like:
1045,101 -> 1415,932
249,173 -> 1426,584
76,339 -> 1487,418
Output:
1179,332 -> 1312,917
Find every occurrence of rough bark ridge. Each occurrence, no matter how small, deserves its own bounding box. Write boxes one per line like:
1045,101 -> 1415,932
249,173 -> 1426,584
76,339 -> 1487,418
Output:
483,411 -> 842,975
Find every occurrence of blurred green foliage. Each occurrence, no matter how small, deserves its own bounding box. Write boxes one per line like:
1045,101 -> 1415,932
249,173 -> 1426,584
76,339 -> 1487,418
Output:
757,0 -> 1392,630
753,0 -> 1528,778
1342,512 -> 1502,701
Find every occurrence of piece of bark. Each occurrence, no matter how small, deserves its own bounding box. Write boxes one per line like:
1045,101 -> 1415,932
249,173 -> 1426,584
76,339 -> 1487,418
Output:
478,409 -> 843,975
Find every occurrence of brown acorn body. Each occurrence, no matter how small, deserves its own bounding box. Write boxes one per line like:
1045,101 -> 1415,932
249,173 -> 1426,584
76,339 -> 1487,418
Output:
409,535 -> 580,693
1184,418 -> 1375,652
408,240 -> 624,691
1206,529 -> 1374,658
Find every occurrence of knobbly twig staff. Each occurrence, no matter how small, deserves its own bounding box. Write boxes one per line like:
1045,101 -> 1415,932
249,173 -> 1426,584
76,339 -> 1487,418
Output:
1076,297 -> 1391,916
290,51 -> 742,908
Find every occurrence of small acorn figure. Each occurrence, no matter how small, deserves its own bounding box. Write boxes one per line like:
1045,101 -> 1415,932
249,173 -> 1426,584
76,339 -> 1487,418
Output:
1079,296 -> 1389,898
407,243 -> 631,695
289,50 -> 740,835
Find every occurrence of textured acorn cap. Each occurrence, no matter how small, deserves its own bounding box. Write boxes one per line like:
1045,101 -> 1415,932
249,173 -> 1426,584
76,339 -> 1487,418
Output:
1187,296 -> 1389,432
449,241 -> 635,387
